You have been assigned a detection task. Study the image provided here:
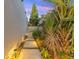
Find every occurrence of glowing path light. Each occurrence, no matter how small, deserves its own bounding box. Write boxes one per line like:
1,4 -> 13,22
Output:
5,36 -> 27,59
5,45 -> 22,59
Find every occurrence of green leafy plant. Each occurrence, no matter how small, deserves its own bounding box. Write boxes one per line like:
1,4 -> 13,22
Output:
32,28 -> 41,39
41,48 -> 51,59
58,51 -> 67,59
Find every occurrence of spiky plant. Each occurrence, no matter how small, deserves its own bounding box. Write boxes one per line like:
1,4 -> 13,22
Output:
42,0 -> 74,59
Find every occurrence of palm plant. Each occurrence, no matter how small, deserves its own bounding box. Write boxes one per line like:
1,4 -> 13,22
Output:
42,0 -> 74,59
43,11 -> 60,59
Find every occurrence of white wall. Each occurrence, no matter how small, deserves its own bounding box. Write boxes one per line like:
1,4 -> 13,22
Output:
4,0 -> 27,56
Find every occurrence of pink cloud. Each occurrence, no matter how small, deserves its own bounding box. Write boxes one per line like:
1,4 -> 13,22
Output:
37,6 -> 51,10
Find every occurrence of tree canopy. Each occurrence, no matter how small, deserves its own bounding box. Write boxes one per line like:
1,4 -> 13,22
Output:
29,3 -> 39,26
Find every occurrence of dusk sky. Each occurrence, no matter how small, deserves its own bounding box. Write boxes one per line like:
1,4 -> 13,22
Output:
23,0 -> 54,20
23,0 -> 73,20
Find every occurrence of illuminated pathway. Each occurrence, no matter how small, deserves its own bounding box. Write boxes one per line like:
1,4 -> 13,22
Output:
19,27 -> 42,59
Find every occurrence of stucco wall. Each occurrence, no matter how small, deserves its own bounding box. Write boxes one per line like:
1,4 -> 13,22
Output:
4,0 -> 27,56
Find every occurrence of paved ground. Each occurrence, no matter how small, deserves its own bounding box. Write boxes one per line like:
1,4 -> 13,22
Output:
19,27 -> 42,59
20,49 -> 41,59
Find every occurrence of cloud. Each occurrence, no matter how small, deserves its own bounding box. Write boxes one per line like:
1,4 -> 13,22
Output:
37,6 -> 52,10
25,8 -> 32,14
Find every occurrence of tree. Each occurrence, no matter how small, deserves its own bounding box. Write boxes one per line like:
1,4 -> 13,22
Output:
29,3 -> 39,26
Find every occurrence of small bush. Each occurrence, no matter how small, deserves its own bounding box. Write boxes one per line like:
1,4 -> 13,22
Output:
41,48 -> 51,59
32,28 -> 41,39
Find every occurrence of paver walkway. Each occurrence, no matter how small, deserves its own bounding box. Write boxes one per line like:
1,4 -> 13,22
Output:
19,27 -> 42,59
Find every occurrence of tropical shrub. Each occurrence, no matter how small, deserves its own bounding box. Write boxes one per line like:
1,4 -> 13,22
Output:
32,28 -> 41,39
41,48 -> 51,59
42,0 -> 74,59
